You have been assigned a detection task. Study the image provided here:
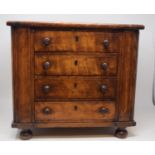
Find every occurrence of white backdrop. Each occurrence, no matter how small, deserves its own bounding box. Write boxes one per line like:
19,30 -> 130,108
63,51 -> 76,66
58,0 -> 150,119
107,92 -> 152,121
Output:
0,14 -> 155,140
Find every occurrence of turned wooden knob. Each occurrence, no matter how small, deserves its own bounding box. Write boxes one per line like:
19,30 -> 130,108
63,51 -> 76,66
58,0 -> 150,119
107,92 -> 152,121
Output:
103,39 -> 109,48
101,62 -> 108,70
42,85 -> 51,93
101,85 -> 107,92
42,37 -> 51,46
43,107 -> 52,115
43,61 -> 51,69
99,107 -> 109,114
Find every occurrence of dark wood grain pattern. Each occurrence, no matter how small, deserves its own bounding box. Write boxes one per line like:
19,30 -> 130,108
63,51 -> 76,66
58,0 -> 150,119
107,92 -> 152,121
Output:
118,30 -> 139,121
35,53 -> 118,76
34,76 -> 117,100
34,31 -> 121,52
11,27 -> 33,123
35,101 -> 116,122
12,121 -> 136,128
7,21 -> 144,139
7,21 -> 144,30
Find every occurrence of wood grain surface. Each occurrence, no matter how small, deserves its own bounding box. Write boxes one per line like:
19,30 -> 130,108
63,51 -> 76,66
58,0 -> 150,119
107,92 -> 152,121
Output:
7,21 -> 144,137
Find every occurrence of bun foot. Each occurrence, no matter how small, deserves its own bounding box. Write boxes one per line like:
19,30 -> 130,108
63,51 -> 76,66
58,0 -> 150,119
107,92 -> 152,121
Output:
114,128 -> 128,138
20,129 -> 33,140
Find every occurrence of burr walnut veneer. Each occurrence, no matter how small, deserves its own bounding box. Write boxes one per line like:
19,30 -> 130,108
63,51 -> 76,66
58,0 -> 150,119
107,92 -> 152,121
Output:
7,21 -> 144,139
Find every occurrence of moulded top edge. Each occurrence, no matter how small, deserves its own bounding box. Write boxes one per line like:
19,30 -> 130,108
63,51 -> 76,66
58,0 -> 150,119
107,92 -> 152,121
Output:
6,21 -> 145,30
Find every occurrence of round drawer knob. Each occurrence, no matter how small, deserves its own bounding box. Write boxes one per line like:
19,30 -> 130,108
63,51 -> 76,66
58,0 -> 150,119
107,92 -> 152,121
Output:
103,39 -> 109,48
101,62 -> 108,70
43,107 -> 52,115
99,107 -> 109,114
43,61 -> 51,70
42,37 -> 51,46
101,85 -> 107,92
43,85 -> 51,93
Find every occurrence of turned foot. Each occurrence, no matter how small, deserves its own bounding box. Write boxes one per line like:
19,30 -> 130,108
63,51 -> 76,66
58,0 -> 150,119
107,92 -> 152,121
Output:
114,128 -> 128,138
20,129 -> 33,140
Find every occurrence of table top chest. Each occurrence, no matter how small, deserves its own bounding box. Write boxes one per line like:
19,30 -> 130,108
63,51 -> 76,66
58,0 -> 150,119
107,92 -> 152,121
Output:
7,21 -> 144,139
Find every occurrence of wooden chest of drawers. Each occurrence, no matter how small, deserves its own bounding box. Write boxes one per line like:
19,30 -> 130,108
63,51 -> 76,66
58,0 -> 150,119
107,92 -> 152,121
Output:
7,21 -> 144,139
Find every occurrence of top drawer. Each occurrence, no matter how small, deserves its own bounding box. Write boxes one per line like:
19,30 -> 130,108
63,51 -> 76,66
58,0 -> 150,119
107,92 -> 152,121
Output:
34,30 -> 121,52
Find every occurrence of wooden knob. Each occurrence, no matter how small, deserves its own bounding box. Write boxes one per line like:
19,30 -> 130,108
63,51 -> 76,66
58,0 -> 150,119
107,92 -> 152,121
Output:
43,61 -> 51,69
42,37 -> 51,46
43,107 -> 52,115
99,107 -> 109,114
101,63 -> 108,70
103,39 -> 109,48
101,85 -> 107,92
43,85 -> 51,93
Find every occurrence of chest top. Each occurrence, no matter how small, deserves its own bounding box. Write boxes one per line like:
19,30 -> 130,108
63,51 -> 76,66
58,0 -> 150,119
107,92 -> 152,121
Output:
7,21 -> 144,29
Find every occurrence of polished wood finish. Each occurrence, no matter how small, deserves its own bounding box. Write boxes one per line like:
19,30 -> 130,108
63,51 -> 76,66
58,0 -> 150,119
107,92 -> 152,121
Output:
34,76 -> 117,100
11,28 -> 33,123
7,21 -> 144,139
34,31 -> 121,53
7,21 -> 144,30
12,121 -> 136,128
35,101 -> 116,122
35,53 -> 118,76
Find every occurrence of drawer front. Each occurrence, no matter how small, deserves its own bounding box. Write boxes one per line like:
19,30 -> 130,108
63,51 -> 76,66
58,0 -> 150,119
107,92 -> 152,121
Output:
35,54 -> 118,76
35,101 -> 116,122
34,31 -> 121,52
34,77 -> 117,100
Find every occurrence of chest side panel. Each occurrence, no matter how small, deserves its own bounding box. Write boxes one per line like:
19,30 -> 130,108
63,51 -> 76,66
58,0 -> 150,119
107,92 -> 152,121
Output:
12,27 -> 34,123
118,30 -> 139,122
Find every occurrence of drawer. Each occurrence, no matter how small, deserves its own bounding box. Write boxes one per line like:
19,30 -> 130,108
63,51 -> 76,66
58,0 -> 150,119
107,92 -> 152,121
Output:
34,76 -> 117,100
35,53 -> 118,76
35,101 -> 116,122
34,31 -> 121,52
